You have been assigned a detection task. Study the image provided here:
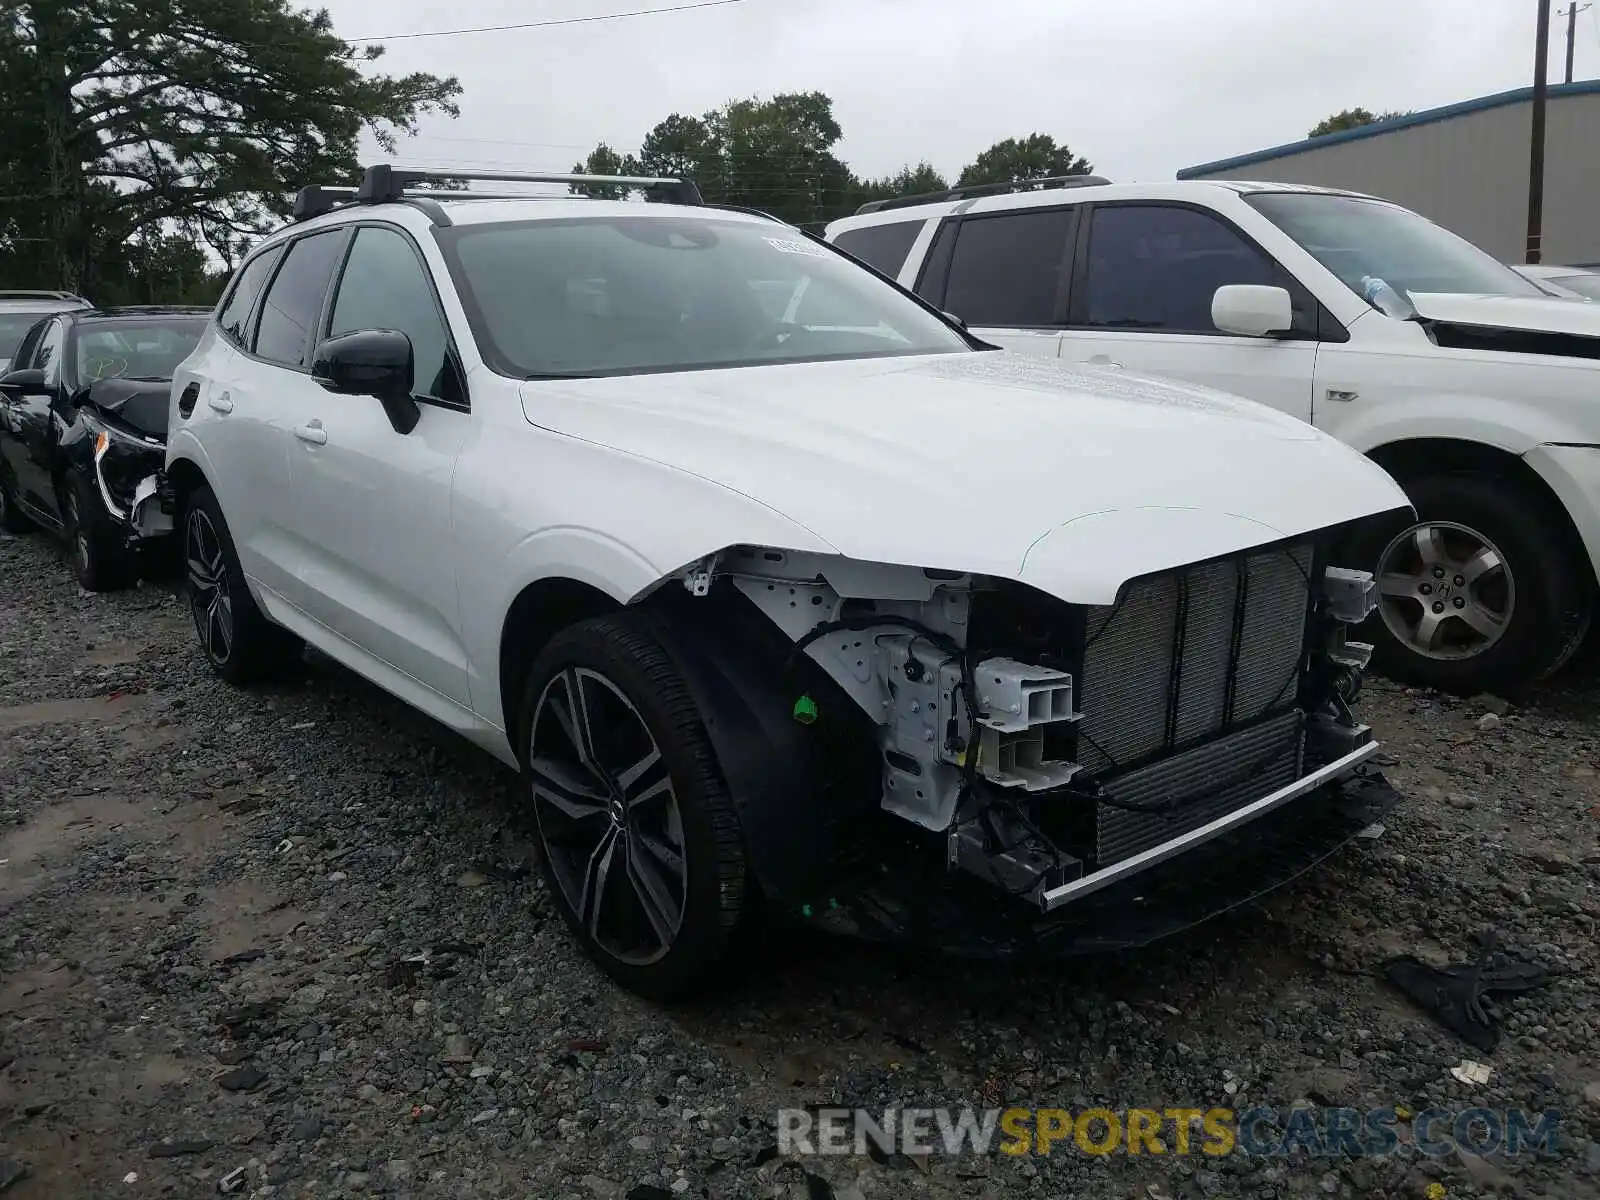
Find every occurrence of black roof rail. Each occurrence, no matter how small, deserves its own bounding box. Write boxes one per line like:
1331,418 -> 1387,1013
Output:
853,174 -> 1112,216
0,289 -> 89,303
357,164 -> 703,207
291,167 -> 705,225
95,304 -> 214,315
292,185 -> 358,222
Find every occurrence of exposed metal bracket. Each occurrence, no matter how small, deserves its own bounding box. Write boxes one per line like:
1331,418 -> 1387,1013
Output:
682,553 -> 720,597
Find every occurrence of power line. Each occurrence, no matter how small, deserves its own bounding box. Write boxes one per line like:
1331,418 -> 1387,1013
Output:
344,0 -> 744,44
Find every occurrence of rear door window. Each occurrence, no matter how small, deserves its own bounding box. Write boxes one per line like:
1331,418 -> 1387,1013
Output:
217,245 -> 286,349
942,208 -> 1075,327
831,220 -> 923,278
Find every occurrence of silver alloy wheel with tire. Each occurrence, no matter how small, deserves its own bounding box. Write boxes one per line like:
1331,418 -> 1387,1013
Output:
1376,520 -> 1514,661
186,505 -> 234,667
1349,469 -> 1591,692
518,614 -> 748,1001
527,666 -> 689,966
179,483 -> 304,683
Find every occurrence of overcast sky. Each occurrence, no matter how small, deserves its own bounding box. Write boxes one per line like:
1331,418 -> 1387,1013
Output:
332,0 -> 1597,184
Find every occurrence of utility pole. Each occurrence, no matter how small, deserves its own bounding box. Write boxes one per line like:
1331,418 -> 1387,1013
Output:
1560,3 -> 1591,83
1528,0 -> 1552,263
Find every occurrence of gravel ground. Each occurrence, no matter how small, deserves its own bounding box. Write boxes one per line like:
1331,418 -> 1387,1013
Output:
1,528 -> 1598,1200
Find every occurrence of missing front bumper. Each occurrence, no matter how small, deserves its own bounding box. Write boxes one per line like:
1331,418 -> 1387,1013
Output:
800,763 -> 1400,959
1038,741 -> 1380,911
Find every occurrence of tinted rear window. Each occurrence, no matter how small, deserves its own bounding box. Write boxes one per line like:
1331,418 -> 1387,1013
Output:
217,245 -> 285,348
943,208 -> 1075,327
831,220 -> 923,277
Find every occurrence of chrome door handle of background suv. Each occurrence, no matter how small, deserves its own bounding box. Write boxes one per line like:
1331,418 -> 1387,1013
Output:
294,421 -> 327,445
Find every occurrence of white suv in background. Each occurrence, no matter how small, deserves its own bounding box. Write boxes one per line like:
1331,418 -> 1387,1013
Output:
826,179 -> 1600,693
161,164 -> 1406,1000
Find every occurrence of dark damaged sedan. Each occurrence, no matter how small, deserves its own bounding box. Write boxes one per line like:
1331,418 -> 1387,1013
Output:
0,306 -> 206,589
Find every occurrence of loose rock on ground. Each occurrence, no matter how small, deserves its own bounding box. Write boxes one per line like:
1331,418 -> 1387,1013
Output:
0,530 -> 1597,1198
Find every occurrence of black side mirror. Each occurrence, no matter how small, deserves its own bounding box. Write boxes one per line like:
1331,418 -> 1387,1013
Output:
0,368 -> 49,398
311,329 -> 421,435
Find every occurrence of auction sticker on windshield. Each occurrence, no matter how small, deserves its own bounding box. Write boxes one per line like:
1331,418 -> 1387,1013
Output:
765,237 -> 829,257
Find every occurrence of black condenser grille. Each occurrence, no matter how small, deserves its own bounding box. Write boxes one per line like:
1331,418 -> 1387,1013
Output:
1094,708 -> 1305,866
1075,542 -> 1313,777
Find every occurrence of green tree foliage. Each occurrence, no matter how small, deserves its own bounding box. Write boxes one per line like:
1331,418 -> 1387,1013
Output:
0,0 -> 460,298
571,143 -> 634,200
1307,108 -> 1413,138
574,93 -> 1085,227
956,134 -> 1092,188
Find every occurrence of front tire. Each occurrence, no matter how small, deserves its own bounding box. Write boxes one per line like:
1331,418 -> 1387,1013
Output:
517,614 -> 747,1002
61,471 -> 135,592
1352,471 -> 1591,693
182,485 -> 303,684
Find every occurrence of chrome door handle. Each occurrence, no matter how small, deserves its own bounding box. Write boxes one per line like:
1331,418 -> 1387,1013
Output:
208,393 -> 234,413
294,421 -> 327,445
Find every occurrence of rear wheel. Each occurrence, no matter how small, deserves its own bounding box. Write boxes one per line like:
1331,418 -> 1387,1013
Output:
1352,471 -> 1591,693
182,484 -> 303,683
518,614 -> 747,1002
61,471 -> 135,591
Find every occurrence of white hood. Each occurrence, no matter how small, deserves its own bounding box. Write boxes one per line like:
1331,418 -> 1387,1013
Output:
1410,291 -> 1600,337
520,352 -> 1410,605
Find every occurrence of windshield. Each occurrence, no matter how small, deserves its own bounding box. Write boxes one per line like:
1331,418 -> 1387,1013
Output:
0,312 -> 47,360
1550,272 -> 1600,301
436,215 -> 971,378
1244,192 -> 1546,305
75,317 -> 205,383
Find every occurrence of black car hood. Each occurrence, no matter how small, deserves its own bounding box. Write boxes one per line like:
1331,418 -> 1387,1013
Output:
81,378 -> 170,441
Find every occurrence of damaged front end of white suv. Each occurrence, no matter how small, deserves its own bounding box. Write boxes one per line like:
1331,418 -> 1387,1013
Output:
648,532 -> 1398,957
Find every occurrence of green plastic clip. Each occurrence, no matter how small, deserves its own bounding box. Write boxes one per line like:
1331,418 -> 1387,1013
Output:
792,694 -> 818,724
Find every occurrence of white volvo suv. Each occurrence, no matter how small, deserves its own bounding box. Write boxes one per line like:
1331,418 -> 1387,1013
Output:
826,178 -> 1600,694
165,165 -> 1408,999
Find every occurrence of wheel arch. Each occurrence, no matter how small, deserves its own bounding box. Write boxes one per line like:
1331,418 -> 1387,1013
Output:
1365,436 -> 1596,595
164,453 -> 210,512
497,576 -> 623,753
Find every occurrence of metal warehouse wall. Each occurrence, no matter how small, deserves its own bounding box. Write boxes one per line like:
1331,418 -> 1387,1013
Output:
1182,84 -> 1600,267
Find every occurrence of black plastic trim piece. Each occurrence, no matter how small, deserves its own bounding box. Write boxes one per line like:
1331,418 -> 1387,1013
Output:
855,174 -> 1112,216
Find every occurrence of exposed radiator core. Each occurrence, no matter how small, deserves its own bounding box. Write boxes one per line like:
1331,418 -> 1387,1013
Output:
1075,543 -> 1314,778
1094,708 -> 1305,866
